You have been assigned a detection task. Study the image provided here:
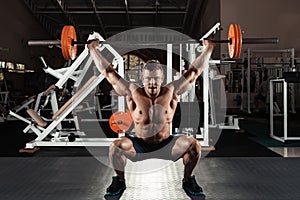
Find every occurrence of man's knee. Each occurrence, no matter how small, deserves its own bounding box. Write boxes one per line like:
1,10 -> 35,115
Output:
174,136 -> 200,156
184,136 -> 201,149
109,138 -> 134,156
189,138 -> 201,155
180,137 -> 201,162
109,140 -> 121,156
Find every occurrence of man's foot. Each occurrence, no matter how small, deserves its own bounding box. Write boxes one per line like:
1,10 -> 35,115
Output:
182,175 -> 204,196
106,176 -> 126,196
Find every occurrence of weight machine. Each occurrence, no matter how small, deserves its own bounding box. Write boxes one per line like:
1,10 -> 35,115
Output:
240,48 -> 295,114
9,32 -> 125,149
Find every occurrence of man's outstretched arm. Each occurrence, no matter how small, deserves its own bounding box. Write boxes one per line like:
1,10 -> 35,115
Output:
87,40 -> 133,96
170,40 -> 215,95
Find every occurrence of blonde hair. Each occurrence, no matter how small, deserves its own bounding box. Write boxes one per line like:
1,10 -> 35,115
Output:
143,60 -> 163,72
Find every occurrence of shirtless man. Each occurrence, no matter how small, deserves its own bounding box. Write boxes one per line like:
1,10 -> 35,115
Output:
87,39 -> 215,197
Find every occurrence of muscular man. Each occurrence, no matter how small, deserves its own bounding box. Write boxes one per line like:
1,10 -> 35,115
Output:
87,40 -> 215,197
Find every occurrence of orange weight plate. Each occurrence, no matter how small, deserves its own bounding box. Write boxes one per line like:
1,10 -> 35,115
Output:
234,24 -> 242,58
61,25 -> 77,60
228,24 -> 242,58
228,24 -> 236,58
232,24 -> 238,58
109,111 -> 133,134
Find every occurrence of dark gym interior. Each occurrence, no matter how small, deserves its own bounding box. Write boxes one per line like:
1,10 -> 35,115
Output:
0,0 -> 299,200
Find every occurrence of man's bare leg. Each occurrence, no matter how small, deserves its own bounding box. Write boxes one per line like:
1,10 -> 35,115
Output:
182,138 -> 201,180
106,137 -> 135,196
172,136 -> 203,195
109,137 -> 135,180
172,136 -> 201,180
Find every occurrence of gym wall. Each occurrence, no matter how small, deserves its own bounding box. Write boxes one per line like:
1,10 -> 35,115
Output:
221,0 -> 300,108
0,0 -> 64,71
220,0 -> 300,57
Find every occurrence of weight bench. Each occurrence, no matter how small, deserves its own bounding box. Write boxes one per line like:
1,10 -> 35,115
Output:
13,95 -> 36,113
9,74 -> 116,149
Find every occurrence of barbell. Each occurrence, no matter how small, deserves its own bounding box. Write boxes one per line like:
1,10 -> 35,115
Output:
225,24 -> 278,58
27,24 -> 278,60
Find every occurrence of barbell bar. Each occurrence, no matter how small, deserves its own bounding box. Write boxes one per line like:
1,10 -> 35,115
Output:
27,24 -> 279,60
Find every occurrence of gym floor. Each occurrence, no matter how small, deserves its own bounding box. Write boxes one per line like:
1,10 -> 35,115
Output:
0,112 -> 300,200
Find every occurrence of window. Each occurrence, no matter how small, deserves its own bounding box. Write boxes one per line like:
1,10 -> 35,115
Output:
123,54 -> 145,83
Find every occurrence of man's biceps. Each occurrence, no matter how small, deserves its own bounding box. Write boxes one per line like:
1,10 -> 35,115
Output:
172,83 -> 183,95
113,78 -> 128,87
112,86 -> 128,96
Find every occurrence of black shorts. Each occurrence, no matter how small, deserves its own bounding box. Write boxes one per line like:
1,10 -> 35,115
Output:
125,134 -> 182,162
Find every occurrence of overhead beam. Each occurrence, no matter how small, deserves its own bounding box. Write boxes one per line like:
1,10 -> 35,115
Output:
105,26 -> 183,36
36,10 -> 186,14
154,0 -> 160,26
181,0 -> 191,33
23,0 -> 57,37
38,6 -> 186,11
124,0 -> 131,28
90,0 -> 107,38
189,0 -> 208,37
55,0 -> 82,39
